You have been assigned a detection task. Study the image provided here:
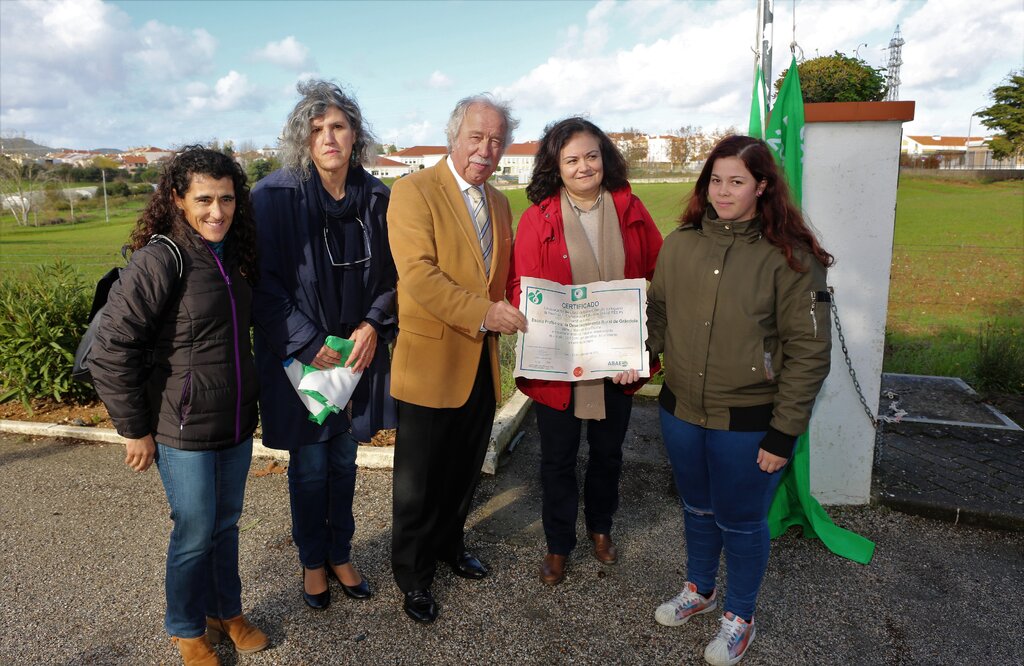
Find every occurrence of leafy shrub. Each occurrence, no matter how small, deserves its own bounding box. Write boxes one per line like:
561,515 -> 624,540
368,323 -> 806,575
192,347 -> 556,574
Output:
0,261 -> 94,409
131,183 -> 155,195
105,181 -> 131,197
775,51 -> 887,103
973,322 -> 1024,394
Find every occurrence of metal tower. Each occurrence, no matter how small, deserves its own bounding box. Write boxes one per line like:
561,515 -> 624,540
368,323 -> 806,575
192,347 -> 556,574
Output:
885,25 -> 904,101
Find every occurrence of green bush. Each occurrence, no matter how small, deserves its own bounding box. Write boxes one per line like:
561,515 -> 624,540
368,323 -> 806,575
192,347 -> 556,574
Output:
973,322 -> 1024,393
775,51 -> 887,103
0,261 -> 94,409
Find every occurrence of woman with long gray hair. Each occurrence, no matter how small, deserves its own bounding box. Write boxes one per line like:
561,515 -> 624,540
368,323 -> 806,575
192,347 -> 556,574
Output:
251,80 -> 396,610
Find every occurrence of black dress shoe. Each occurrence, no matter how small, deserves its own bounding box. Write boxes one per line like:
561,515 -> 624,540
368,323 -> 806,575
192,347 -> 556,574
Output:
302,567 -> 331,610
403,589 -> 438,623
327,564 -> 373,600
447,551 -> 488,580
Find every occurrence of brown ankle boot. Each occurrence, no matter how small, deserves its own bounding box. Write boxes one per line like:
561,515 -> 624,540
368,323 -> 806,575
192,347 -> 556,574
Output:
171,635 -> 220,666
206,615 -> 269,655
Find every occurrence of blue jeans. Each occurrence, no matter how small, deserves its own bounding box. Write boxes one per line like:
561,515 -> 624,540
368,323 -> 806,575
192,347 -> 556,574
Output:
287,432 -> 358,568
155,438 -> 253,638
659,408 -> 785,622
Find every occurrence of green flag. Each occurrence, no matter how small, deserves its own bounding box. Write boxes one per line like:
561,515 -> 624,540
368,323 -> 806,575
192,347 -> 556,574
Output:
748,64 -> 767,140
768,433 -> 876,564
765,55 -> 804,204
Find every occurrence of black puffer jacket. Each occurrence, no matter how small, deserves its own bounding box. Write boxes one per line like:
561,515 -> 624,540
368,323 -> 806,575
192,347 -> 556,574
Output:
91,231 -> 258,450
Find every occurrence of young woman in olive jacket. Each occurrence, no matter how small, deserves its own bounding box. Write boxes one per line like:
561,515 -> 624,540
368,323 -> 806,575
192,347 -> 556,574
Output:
90,147 -> 266,665
647,136 -> 833,666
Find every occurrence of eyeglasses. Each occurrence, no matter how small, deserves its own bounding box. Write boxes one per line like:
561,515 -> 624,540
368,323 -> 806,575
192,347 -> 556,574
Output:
323,216 -> 372,268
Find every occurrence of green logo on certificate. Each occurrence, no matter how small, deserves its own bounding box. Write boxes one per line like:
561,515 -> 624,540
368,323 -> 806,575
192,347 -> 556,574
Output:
528,290 -> 543,305
571,287 -> 587,301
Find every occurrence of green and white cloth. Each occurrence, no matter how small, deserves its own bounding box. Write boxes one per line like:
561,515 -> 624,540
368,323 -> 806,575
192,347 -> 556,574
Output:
283,335 -> 361,425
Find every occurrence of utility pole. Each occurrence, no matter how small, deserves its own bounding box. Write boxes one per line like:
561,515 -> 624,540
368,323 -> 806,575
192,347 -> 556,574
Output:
101,168 -> 110,223
885,25 -> 905,101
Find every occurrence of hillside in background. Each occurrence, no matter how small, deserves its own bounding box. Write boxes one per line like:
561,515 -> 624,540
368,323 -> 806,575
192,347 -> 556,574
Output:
0,136 -> 54,154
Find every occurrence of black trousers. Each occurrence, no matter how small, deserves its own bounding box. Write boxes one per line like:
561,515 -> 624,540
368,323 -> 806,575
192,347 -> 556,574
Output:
391,347 -> 495,592
533,381 -> 632,555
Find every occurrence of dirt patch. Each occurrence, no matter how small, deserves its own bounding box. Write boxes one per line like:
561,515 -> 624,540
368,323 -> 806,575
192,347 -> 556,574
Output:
0,398 -> 113,427
0,398 -> 398,446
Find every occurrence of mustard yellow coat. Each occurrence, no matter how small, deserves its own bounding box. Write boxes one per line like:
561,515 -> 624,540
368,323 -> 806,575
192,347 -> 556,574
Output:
387,159 -> 513,408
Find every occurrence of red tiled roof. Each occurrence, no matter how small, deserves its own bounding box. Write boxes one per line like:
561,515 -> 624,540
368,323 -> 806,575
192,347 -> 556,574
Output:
122,155 -> 148,165
372,156 -> 408,167
503,142 -> 539,156
391,145 -> 447,157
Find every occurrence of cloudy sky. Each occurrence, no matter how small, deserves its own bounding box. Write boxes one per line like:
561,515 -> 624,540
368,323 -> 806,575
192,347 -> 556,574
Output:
1,0 -> 1021,150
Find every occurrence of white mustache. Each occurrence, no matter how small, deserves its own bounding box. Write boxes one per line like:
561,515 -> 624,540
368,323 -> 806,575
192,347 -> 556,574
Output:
469,158 -> 492,167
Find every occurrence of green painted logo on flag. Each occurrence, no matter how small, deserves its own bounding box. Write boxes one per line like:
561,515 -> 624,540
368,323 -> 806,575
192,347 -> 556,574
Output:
765,55 -> 805,206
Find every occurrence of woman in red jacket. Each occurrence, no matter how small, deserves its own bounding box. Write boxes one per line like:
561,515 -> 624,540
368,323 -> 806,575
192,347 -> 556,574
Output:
507,117 -> 663,586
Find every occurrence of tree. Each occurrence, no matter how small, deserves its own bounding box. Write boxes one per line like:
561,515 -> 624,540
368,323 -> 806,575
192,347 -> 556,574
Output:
0,157 -> 40,226
617,128 -> 649,168
977,70 -> 1024,160
669,125 -> 701,169
246,157 -> 279,184
775,51 -> 886,103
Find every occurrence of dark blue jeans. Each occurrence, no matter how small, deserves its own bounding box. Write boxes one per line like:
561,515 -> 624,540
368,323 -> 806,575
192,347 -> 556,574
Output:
287,432 -> 359,568
659,408 -> 785,622
155,438 -> 252,638
534,383 -> 632,555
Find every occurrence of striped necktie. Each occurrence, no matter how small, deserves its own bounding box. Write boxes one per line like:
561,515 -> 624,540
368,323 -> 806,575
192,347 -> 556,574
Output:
466,186 -> 492,273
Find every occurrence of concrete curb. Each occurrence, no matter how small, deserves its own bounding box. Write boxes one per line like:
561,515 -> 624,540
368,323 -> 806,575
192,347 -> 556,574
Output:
872,492 -> 1024,532
0,389 -> 535,475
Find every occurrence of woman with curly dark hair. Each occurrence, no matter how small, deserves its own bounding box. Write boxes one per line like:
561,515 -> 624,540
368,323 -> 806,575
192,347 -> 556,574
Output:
507,117 -> 663,586
648,135 -> 833,666
90,146 -> 267,665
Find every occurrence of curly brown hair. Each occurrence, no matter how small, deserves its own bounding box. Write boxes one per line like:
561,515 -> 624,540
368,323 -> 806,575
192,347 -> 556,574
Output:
681,135 -> 833,272
129,145 -> 258,283
526,117 -> 629,205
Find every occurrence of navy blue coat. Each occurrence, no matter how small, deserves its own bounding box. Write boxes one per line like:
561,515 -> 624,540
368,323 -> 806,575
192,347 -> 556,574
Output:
251,166 -> 397,447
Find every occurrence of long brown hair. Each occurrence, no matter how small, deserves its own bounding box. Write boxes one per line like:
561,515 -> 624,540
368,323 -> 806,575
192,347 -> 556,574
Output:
129,145 -> 258,283
681,135 -> 833,271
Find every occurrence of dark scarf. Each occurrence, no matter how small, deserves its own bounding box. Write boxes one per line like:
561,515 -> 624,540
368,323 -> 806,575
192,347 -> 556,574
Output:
305,166 -> 370,330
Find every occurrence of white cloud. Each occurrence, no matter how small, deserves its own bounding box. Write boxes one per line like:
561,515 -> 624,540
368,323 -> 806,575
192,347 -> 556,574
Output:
252,36 -> 314,71
134,20 -> 217,81
185,71 -> 263,113
428,70 -> 453,89
383,120 -> 435,147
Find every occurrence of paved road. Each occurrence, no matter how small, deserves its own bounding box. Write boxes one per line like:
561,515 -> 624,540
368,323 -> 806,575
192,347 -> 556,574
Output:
2,397 -> 1022,665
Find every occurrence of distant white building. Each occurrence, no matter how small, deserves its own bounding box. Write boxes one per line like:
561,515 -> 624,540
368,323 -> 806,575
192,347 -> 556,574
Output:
498,142 -> 539,183
369,155 -> 414,179
389,146 -> 447,170
645,135 -> 674,164
902,134 -> 1023,169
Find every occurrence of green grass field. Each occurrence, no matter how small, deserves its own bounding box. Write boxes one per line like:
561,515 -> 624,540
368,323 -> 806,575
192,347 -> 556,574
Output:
2,177 -> 1021,386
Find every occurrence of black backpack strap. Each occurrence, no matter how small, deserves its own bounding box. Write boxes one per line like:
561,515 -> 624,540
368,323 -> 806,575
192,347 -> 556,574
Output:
148,234 -> 183,278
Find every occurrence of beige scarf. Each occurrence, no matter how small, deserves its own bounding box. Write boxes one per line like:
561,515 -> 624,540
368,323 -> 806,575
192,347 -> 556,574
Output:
560,188 -> 625,420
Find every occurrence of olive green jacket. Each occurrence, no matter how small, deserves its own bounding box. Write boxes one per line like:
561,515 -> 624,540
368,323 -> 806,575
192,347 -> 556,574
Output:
646,213 -> 831,457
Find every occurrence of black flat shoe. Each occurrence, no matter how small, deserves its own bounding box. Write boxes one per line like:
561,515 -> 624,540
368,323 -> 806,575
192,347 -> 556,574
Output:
302,566 -> 330,610
403,588 -> 438,623
327,564 -> 373,600
447,551 -> 488,580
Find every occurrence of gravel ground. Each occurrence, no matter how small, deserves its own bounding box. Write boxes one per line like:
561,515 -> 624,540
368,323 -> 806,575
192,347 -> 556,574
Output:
1,397 -> 1022,665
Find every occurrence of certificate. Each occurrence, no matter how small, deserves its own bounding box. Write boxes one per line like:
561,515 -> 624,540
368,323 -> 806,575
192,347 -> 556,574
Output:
514,277 -> 650,381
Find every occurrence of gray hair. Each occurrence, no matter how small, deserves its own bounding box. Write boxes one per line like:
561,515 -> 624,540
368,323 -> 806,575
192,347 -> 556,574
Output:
444,94 -> 519,152
278,79 -> 378,180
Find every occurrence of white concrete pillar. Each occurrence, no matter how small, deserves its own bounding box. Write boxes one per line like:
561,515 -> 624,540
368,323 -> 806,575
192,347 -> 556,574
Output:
801,101 -> 915,504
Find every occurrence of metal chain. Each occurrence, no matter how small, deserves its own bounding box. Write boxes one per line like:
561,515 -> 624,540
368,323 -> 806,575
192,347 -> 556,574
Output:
830,289 -> 879,429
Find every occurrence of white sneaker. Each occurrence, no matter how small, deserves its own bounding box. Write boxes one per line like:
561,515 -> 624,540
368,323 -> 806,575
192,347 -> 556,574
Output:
654,581 -> 717,627
703,612 -> 756,666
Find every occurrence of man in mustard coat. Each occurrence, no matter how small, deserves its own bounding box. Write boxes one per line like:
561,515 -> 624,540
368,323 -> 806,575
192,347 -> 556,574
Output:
388,95 -> 528,624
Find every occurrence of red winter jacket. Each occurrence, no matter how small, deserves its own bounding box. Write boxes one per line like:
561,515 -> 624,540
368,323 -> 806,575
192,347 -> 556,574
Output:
506,185 -> 664,410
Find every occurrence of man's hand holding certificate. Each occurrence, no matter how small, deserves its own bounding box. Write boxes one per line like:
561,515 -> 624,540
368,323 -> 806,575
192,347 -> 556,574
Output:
514,277 -> 649,381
